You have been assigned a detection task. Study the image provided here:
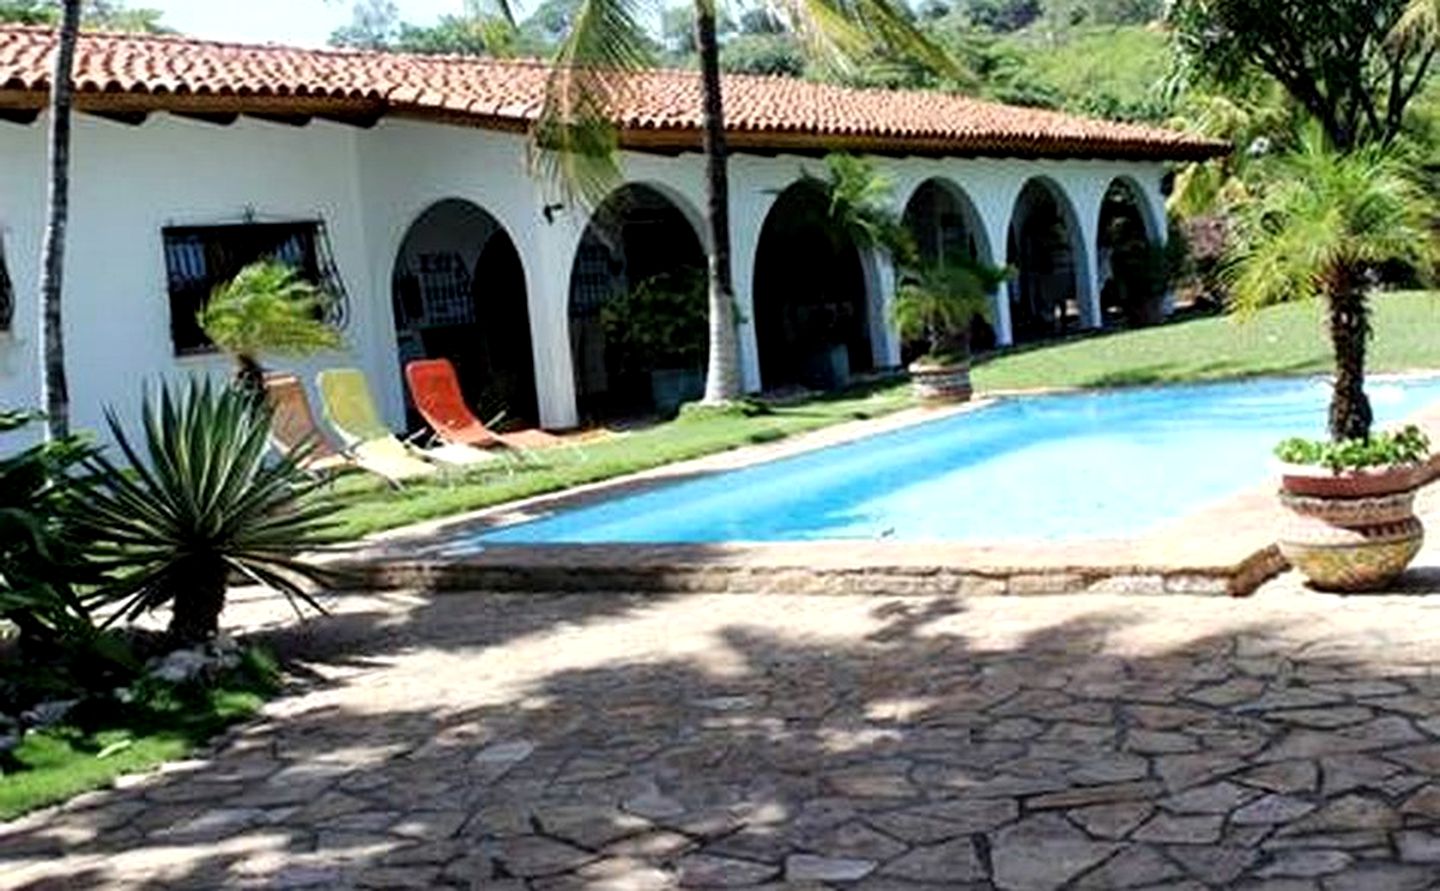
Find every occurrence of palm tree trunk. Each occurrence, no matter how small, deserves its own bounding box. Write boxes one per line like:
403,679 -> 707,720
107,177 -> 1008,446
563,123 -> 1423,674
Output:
1327,277 -> 1374,442
695,0 -> 742,404
167,558 -> 229,645
39,0 -> 83,442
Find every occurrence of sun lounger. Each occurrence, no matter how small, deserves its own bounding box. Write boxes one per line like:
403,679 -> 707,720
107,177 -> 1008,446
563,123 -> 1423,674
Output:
316,367 -> 490,476
405,358 -> 561,450
262,373 -> 355,477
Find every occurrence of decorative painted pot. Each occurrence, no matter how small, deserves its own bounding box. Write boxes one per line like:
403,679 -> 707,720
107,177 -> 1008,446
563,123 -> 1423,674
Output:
1277,466 -> 1425,592
909,360 -> 973,404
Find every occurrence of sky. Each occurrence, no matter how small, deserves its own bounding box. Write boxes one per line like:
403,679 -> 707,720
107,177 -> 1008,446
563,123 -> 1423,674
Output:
146,0 -> 475,47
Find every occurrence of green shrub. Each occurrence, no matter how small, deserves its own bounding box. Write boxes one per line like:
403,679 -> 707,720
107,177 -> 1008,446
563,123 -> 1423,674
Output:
1275,424 -> 1432,473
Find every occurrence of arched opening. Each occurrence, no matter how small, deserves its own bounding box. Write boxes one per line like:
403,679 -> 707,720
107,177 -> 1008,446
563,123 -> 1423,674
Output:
1006,178 -> 1086,344
1098,177 -> 1165,327
901,178 -> 996,359
754,180 -> 873,392
392,199 -> 537,429
568,183 -> 708,422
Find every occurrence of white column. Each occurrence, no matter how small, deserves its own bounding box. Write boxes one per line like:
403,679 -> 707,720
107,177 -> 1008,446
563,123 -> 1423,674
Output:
870,250 -> 902,369
979,206 -> 1014,347
526,208 -> 581,430
1070,182 -> 1105,331
729,178 -> 768,394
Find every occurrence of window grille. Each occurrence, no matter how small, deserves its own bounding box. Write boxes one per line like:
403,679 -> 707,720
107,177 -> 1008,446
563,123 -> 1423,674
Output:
162,220 -> 348,354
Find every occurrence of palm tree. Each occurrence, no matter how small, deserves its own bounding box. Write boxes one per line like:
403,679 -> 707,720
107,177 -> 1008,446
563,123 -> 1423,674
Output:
39,0 -> 83,441
1226,131 -> 1437,442
196,260 -> 344,399
528,0 -> 955,405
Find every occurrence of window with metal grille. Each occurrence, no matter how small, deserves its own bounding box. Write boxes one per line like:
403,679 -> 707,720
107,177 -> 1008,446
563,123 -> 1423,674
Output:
0,235 -> 13,333
161,220 -> 350,355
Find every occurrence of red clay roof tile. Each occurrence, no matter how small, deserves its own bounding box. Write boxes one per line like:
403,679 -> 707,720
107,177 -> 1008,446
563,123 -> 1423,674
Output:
0,25 -> 1226,161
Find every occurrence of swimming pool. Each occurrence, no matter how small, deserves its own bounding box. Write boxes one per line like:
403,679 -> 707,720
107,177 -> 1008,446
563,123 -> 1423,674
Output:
475,376 -> 1440,546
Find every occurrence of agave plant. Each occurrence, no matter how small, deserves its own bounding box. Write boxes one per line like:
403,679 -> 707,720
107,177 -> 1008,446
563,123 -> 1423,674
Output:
82,379 -> 335,644
197,261 -> 344,399
892,257 -> 1011,363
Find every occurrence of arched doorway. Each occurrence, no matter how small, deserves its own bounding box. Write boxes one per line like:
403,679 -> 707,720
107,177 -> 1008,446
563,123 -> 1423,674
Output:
568,184 -> 707,421
901,178 -> 996,358
754,180 -> 873,391
1098,178 -> 1164,327
392,199 -> 537,429
1006,178 -> 1086,344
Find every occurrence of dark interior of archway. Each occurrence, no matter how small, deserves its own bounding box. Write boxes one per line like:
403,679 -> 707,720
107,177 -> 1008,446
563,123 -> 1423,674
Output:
568,186 -> 707,422
754,183 -> 873,391
392,200 -> 538,431
900,180 -> 996,362
1099,182 -> 1157,325
1007,182 -> 1079,344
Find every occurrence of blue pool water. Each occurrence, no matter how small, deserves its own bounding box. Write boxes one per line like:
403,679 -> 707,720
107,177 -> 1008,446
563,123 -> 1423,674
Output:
475,376 -> 1440,546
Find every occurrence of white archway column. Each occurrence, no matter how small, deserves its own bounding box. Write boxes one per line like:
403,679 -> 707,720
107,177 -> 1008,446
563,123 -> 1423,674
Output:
979,207 -> 1015,347
527,206 -> 582,430
1070,181 -> 1106,331
870,249 -> 901,369
729,177 -> 770,394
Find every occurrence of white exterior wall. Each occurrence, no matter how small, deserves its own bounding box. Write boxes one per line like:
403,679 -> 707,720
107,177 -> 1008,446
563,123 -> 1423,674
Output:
0,110 -> 1172,446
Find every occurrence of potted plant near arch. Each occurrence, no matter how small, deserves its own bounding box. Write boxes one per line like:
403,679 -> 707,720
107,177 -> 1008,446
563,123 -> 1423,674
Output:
893,256 -> 1012,404
1228,134 -> 1438,591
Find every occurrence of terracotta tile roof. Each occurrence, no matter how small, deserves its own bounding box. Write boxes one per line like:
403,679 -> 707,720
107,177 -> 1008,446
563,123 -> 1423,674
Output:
0,25 -> 1226,161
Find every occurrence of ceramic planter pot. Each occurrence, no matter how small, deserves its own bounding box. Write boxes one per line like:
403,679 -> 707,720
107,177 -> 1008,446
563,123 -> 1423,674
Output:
1277,464 -> 1425,592
909,359 -> 973,405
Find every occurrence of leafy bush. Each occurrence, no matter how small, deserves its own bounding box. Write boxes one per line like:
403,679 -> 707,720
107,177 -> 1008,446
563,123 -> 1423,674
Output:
601,270 -> 708,371
1275,424 -> 1432,473
81,379 -> 336,645
0,410 -> 100,652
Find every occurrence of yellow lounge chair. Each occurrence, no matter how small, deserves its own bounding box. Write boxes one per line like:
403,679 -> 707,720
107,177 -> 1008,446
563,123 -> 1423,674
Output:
316,368 -> 492,477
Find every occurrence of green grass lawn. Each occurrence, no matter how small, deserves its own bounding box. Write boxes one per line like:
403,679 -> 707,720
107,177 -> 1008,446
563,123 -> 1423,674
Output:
974,292 -> 1440,392
0,649 -> 280,822
325,293 -> 1440,541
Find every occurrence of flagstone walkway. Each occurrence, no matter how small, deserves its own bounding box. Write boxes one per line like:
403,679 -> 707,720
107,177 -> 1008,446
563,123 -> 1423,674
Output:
8,559 -> 1440,888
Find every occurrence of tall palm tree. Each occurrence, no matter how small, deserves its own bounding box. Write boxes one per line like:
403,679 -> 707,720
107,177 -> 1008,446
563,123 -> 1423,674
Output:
39,0 -> 83,441
1226,131 -> 1437,442
529,0 -> 955,405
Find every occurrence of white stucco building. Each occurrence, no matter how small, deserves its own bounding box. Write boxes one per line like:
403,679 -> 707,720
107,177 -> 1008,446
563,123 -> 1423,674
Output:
0,26 -> 1223,440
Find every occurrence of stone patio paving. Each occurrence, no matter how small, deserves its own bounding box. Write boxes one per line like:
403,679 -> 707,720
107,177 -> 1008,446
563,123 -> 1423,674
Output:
8,554 -> 1440,888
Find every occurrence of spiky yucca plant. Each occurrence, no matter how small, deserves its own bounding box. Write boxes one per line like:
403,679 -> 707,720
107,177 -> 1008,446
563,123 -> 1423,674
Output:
83,380 -> 335,644
197,261 -> 343,398
893,257 -> 1010,364
1226,131 -> 1437,441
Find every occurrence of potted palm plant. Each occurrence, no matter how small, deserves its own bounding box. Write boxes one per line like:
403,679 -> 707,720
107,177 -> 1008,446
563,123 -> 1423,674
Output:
196,260 -> 344,399
893,257 -> 1012,404
601,270 -> 708,417
1228,133 -> 1438,591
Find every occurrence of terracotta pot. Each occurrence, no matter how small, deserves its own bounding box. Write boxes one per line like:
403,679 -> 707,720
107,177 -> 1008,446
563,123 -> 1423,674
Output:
909,360 -> 972,405
1276,465 -> 1425,592
1279,463 -> 1423,498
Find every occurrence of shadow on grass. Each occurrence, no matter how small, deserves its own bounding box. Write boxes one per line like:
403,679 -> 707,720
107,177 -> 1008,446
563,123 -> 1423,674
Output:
6,565 -> 1440,888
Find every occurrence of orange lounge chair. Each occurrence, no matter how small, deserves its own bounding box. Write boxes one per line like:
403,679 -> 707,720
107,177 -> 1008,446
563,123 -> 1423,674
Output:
405,358 -> 561,450
263,373 -> 354,477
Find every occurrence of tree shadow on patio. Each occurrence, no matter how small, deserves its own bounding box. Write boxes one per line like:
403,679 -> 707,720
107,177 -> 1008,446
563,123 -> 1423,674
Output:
6,581 -> 1440,889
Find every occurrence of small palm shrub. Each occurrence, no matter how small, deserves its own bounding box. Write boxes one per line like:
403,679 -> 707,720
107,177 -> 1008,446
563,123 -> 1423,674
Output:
196,261 -> 343,398
1226,132 -> 1438,442
81,380 -> 335,645
893,257 -> 1011,364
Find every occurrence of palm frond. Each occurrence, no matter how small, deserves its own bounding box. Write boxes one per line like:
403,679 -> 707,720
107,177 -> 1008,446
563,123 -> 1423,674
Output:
529,0 -> 656,208
772,0 -> 960,79
197,261 -> 344,361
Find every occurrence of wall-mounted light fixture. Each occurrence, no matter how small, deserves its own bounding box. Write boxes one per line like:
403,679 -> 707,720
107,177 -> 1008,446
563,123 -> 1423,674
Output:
542,203 -> 566,224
